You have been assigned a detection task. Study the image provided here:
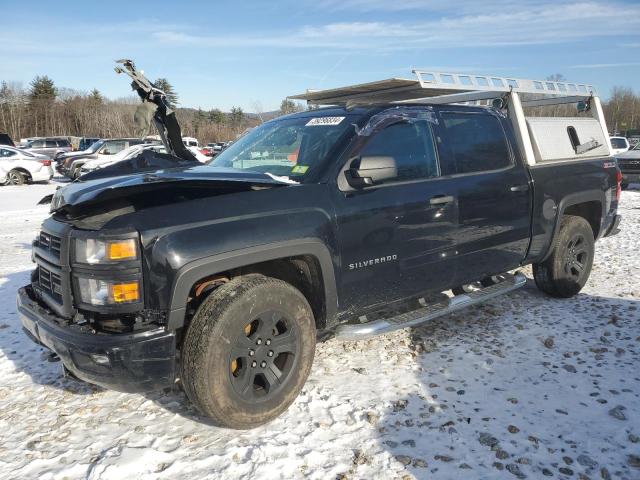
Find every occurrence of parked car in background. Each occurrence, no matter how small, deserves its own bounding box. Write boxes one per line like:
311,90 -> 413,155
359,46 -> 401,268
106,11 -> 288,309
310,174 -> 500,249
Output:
183,137 -> 199,147
616,142 -> 640,189
199,146 -> 214,157
22,137 -> 72,158
0,146 -> 53,185
78,137 -> 101,151
79,143 -> 167,176
610,136 -> 630,155
59,138 -> 147,178
0,133 -> 15,147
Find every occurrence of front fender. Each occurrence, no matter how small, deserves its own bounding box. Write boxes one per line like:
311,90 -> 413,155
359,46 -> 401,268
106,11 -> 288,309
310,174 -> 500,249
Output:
166,238 -> 338,330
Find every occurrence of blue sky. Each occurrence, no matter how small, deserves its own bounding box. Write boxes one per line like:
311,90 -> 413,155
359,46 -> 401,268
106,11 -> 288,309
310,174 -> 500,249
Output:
1,0 -> 639,111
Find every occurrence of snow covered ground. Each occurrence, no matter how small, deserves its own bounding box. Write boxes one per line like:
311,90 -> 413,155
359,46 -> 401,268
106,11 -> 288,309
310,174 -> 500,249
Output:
0,180 -> 638,480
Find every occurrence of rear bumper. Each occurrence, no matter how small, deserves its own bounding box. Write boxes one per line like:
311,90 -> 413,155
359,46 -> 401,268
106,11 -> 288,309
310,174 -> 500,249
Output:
31,168 -> 53,182
17,285 -> 176,393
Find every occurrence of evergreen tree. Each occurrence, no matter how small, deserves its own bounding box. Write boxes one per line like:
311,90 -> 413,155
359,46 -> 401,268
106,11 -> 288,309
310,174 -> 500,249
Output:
229,106 -> 244,127
88,88 -> 103,106
280,98 -> 303,115
208,108 -> 225,124
29,75 -> 57,103
153,78 -> 179,108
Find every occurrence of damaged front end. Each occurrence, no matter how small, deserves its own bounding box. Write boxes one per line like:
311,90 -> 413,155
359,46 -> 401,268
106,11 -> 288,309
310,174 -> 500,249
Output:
19,60 -> 281,392
17,215 -> 177,392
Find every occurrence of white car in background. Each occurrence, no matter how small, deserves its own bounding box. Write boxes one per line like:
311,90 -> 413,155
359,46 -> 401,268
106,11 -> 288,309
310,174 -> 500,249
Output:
183,136 -> 199,147
610,136 -> 630,155
0,146 -> 53,185
79,143 -> 166,176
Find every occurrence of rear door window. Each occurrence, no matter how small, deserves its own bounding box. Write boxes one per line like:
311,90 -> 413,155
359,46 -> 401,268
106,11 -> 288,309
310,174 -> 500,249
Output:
360,120 -> 439,183
0,148 -> 17,157
439,112 -> 512,175
102,141 -> 126,155
45,140 -> 57,148
57,139 -> 70,147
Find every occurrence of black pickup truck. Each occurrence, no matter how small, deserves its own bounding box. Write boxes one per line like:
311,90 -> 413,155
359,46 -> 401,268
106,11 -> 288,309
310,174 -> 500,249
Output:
17,63 -> 622,429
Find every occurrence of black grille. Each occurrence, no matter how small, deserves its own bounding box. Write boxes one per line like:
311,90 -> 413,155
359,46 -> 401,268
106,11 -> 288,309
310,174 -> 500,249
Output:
39,232 -> 62,258
38,265 -> 63,303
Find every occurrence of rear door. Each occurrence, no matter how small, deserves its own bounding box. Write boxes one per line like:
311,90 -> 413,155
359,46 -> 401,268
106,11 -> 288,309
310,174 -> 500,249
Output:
333,110 -> 459,314
0,148 -> 18,181
28,139 -> 46,155
44,139 -> 58,156
436,109 -> 531,284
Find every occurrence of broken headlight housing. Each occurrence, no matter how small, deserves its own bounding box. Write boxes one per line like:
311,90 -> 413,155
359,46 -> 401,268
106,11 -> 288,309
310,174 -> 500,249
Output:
76,278 -> 140,305
71,233 -> 143,309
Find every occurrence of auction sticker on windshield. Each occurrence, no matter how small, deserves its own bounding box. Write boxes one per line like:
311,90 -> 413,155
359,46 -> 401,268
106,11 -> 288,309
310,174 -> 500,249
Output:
306,117 -> 345,126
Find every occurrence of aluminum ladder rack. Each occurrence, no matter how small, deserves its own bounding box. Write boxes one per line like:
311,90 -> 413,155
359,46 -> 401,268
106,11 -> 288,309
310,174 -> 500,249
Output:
290,70 -> 597,108
290,69 -> 611,165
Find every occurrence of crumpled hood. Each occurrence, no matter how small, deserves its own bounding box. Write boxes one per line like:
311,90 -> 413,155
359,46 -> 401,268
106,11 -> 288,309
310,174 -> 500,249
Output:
48,165 -> 289,217
59,150 -> 96,161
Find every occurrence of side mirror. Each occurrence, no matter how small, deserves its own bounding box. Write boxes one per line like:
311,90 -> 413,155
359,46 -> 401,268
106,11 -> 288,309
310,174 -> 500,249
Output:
345,155 -> 398,188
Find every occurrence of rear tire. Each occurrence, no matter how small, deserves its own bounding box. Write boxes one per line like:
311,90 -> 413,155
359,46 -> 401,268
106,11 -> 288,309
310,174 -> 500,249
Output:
181,274 -> 316,429
533,215 -> 594,298
6,170 -> 26,185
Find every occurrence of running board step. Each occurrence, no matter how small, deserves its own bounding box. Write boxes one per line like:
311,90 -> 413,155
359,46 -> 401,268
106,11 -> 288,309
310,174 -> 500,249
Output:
334,272 -> 527,340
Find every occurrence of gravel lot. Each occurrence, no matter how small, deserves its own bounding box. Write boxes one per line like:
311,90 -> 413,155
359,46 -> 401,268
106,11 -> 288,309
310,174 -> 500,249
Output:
0,182 -> 638,479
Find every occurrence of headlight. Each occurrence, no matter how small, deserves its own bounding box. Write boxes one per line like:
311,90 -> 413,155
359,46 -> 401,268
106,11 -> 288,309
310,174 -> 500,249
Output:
77,278 -> 140,305
74,238 -> 138,264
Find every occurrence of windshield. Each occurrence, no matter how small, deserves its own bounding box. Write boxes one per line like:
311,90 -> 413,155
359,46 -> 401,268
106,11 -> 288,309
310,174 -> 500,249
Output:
86,140 -> 105,152
610,138 -> 628,149
209,115 -> 354,179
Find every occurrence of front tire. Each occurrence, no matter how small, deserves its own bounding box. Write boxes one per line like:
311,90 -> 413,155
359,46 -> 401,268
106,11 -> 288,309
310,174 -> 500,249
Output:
181,275 -> 316,429
533,215 -> 594,298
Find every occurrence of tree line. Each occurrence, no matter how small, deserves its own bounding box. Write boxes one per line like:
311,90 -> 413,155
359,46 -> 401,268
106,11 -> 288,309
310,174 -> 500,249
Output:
1,75 -> 638,144
0,76 -> 262,144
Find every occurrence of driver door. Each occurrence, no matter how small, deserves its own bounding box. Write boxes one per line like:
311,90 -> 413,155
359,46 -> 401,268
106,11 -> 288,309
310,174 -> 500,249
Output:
332,113 -> 459,315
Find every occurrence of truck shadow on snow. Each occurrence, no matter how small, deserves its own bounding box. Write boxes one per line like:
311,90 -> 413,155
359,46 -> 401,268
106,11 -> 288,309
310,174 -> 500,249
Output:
0,270 -> 97,395
0,271 -> 213,419
373,278 -> 640,479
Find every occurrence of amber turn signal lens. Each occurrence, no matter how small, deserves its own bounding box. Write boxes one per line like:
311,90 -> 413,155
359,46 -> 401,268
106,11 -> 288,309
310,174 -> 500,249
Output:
107,239 -> 137,261
111,282 -> 140,303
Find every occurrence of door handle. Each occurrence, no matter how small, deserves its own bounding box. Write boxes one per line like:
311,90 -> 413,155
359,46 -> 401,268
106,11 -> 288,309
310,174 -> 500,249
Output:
430,195 -> 455,205
510,184 -> 529,192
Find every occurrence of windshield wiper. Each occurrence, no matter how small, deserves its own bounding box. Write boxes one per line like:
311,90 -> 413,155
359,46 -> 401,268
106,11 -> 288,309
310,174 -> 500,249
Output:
114,59 -> 197,163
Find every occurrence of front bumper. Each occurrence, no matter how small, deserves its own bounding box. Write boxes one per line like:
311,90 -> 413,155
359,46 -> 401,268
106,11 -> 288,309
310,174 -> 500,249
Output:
621,172 -> 640,184
17,285 -> 176,393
